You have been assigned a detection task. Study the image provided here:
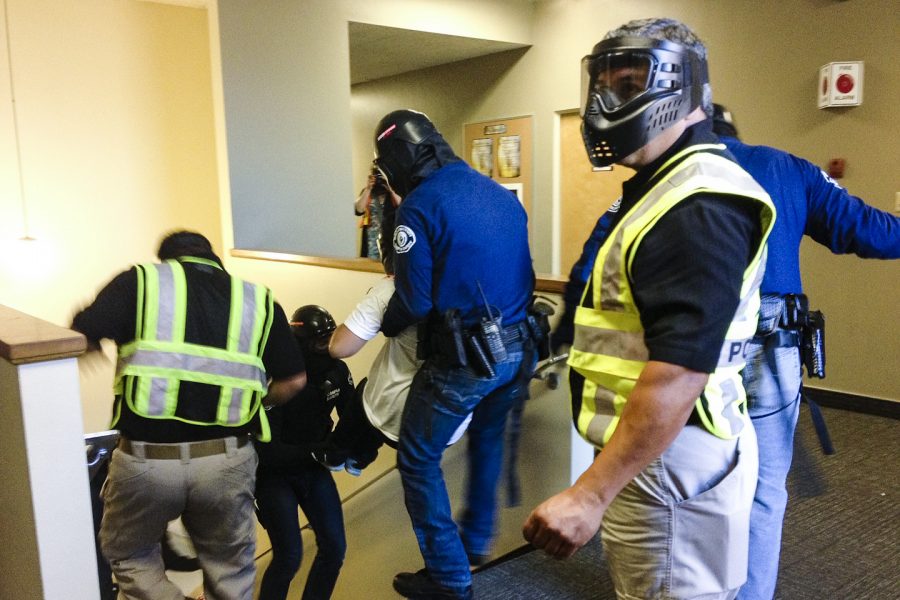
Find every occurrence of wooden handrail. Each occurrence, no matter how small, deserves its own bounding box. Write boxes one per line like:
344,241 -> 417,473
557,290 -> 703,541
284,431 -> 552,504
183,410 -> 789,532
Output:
0,304 -> 86,365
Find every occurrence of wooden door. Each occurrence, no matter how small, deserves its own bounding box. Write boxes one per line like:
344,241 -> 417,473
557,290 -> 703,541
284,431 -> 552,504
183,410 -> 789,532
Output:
559,112 -> 633,275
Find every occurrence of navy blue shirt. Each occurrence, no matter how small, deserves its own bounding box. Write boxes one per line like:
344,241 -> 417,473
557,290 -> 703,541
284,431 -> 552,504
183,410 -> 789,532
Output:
722,136 -> 900,295
382,161 -> 535,335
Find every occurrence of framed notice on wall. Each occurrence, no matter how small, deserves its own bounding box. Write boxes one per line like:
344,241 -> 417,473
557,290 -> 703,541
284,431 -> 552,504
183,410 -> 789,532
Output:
464,115 -> 533,221
498,135 -> 521,178
471,138 -> 494,176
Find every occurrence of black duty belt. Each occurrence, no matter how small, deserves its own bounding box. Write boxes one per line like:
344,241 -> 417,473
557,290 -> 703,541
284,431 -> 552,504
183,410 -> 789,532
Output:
498,321 -> 528,345
118,435 -> 249,460
756,329 -> 801,349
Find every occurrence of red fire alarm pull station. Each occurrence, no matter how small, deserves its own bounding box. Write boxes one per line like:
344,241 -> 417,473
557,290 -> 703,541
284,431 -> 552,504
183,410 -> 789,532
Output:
819,62 -> 864,108
827,158 -> 846,179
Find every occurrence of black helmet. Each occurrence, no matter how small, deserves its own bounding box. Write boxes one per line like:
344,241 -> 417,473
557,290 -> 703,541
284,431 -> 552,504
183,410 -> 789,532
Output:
290,305 -> 336,354
580,34 -> 708,167
712,103 -> 739,139
373,109 -> 452,197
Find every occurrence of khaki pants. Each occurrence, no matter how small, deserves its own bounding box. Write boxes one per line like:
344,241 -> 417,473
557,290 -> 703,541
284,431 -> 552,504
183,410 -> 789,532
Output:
602,424 -> 758,600
100,438 -> 258,600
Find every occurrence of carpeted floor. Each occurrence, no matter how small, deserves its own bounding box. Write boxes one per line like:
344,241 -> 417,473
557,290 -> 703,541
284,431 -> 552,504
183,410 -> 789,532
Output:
472,404 -> 900,599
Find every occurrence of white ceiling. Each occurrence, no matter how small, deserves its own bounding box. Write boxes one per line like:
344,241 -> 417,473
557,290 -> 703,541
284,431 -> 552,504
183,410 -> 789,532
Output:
349,22 -> 530,85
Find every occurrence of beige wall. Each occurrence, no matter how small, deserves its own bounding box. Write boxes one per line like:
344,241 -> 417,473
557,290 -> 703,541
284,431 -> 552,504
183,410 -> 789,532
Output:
0,0 -> 223,431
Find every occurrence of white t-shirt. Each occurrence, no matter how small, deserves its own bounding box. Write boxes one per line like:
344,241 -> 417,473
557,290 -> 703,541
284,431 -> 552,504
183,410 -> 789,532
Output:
344,277 -> 470,443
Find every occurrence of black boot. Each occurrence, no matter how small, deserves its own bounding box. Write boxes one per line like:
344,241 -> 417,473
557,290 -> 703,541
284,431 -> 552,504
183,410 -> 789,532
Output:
392,569 -> 473,600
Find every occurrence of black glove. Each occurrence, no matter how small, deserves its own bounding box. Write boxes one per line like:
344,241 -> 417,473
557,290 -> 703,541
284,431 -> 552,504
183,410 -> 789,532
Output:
550,308 -> 575,355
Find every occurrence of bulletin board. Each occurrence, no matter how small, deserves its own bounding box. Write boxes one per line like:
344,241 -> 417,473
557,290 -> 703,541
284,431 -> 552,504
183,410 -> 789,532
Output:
463,116 -> 533,223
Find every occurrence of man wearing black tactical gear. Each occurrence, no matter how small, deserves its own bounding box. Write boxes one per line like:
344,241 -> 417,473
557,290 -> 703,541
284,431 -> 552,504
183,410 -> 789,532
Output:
254,305 -> 353,600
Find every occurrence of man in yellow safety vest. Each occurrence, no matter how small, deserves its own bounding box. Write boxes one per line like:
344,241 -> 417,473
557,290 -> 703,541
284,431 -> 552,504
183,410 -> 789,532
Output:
73,230 -> 306,600
524,18 -> 775,600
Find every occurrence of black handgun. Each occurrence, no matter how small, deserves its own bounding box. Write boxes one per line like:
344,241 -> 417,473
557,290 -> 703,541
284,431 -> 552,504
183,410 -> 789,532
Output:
802,310 -> 826,378
527,300 -> 555,360
442,309 -> 468,368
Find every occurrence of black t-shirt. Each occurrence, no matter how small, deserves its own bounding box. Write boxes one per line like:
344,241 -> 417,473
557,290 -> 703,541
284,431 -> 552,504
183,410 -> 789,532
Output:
255,352 -> 355,478
72,260 -> 305,442
595,120 -> 764,373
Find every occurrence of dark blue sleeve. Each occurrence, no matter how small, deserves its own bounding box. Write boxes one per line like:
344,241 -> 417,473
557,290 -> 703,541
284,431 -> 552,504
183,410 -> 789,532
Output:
551,214 -> 608,351
800,158 -> 900,258
382,201 -> 433,336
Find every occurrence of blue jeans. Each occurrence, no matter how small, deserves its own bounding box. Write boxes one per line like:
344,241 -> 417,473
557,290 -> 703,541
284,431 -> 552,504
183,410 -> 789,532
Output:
255,465 -> 346,600
398,336 -> 535,595
739,296 -> 803,600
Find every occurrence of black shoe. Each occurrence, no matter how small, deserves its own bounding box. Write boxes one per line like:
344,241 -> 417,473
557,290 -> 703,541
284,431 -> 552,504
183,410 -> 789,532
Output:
392,569 -> 473,599
161,534 -> 200,572
467,552 -> 491,568
310,446 -> 347,472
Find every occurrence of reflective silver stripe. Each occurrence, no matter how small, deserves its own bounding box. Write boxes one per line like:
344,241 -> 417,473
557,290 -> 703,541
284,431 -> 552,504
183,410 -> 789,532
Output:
749,246 -> 767,294
224,282 -> 262,423
720,379 -> 744,433
125,349 -> 267,387
148,377 -> 170,416
733,247 -> 766,321
573,325 -> 648,363
238,281 -> 257,354
229,387 -> 244,423
156,263 -> 175,342
584,383 -> 617,446
716,250 -> 767,370
600,228 -> 626,311
599,179 -> 674,311
701,379 -> 744,434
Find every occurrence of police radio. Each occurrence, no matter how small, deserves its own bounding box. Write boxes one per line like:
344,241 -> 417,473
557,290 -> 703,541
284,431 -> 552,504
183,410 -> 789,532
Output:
477,281 -> 507,363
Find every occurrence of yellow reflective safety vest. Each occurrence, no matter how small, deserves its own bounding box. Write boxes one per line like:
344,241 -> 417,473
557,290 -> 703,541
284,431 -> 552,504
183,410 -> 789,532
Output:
113,257 -> 274,439
568,144 -> 776,448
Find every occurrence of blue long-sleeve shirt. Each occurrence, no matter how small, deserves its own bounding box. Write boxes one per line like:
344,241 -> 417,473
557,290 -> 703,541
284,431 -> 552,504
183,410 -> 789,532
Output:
553,131 -> 899,350
381,161 -> 534,336
722,136 -> 900,295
